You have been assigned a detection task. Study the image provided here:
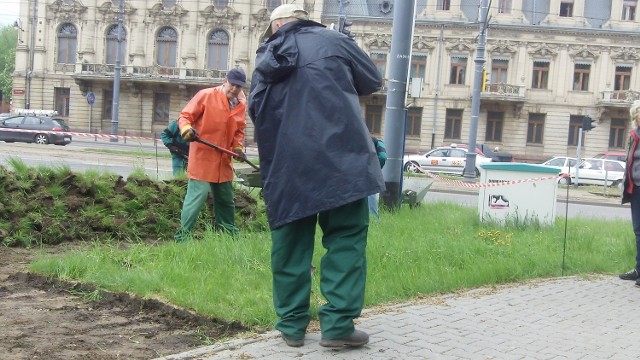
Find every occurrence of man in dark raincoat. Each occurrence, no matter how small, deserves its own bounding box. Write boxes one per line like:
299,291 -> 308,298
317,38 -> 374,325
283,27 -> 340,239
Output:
249,3 -> 385,349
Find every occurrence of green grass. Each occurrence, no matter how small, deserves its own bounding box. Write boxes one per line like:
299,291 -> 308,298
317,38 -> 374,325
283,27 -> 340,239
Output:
30,201 -> 634,329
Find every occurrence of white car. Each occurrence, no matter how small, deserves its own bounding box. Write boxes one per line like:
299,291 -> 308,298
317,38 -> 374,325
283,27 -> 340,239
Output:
403,145 -> 492,177
569,158 -> 625,189
541,156 -> 578,185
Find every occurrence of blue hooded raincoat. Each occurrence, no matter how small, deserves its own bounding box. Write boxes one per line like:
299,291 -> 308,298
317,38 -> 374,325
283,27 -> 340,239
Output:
249,20 -> 385,229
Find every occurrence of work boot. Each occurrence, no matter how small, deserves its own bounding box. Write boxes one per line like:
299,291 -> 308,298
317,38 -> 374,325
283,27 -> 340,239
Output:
280,333 -> 304,347
620,269 -> 640,280
319,329 -> 369,348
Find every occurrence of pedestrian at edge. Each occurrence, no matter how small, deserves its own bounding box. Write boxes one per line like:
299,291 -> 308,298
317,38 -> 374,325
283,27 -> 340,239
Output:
174,68 -> 247,241
160,119 -> 189,176
249,4 -> 384,348
621,99 -> 640,285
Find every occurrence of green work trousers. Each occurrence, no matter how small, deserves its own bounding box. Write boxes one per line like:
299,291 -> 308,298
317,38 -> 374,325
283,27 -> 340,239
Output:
174,179 -> 238,241
271,198 -> 369,340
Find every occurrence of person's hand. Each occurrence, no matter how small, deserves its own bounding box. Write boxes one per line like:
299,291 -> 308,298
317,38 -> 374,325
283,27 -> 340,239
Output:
180,126 -> 198,142
233,148 -> 247,160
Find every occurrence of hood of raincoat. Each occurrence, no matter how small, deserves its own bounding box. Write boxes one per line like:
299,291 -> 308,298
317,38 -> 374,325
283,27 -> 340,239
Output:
249,20 -> 385,229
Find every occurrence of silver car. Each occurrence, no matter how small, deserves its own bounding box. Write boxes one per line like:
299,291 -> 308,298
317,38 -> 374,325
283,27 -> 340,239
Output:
569,158 -> 625,189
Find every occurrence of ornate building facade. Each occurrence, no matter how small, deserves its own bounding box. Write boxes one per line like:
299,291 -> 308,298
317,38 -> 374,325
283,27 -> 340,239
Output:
11,0 -> 640,159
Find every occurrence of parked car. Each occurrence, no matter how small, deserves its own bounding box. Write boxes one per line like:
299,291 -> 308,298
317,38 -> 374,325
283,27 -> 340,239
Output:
403,144 -> 492,177
0,115 -> 72,145
541,156 -> 578,185
477,144 -> 514,162
592,152 -> 627,162
0,113 -> 12,120
569,158 -> 625,190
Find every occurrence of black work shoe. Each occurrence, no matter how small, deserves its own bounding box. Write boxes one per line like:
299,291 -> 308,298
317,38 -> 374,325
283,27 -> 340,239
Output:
281,333 -> 304,347
619,269 -> 640,280
319,329 -> 369,348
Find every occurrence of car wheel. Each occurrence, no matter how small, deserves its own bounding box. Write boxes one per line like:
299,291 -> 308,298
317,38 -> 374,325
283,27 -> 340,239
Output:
558,175 -> 571,185
614,180 -> 623,192
404,161 -> 420,173
34,134 -> 49,145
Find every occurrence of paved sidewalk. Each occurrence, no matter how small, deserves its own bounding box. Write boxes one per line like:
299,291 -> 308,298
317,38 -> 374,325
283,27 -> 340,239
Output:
159,276 -> 640,360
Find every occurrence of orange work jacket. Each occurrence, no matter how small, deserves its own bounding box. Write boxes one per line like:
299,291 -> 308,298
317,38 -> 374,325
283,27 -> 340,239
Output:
178,85 -> 246,183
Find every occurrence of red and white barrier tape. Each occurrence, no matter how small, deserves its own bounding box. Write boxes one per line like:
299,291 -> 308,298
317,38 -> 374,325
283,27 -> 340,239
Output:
0,128 -> 158,141
412,164 -> 565,188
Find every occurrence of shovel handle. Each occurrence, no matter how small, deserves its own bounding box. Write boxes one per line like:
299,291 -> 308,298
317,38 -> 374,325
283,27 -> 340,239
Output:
194,137 -> 260,172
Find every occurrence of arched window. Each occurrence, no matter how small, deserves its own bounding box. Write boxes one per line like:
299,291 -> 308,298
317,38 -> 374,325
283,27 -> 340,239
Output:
57,23 -> 77,64
162,0 -> 176,8
106,24 -> 127,65
266,0 -> 282,12
156,27 -> 177,67
207,30 -> 229,70
213,0 -> 229,9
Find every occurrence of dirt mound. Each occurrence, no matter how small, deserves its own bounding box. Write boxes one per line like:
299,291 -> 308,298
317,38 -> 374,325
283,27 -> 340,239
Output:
0,165 -> 264,246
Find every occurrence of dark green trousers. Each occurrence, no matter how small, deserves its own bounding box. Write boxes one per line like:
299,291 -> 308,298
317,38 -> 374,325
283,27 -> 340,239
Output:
174,179 -> 238,241
271,198 -> 369,340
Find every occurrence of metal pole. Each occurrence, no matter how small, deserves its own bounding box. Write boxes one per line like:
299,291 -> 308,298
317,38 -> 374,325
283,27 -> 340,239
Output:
110,0 -> 124,142
380,0 -> 417,210
431,24 -> 444,150
462,0 -> 490,181
26,0 -> 38,109
574,128 -> 583,187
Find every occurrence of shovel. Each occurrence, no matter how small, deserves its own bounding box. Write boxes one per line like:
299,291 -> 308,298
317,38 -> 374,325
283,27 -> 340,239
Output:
194,136 -> 260,172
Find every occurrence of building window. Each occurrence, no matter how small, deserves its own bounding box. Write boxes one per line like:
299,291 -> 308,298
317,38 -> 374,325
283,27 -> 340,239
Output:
450,56 -> 467,85
615,65 -> 632,91
156,27 -> 177,67
491,59 -> 509,83
610,119 -> 627,148
573,63 -> 591,91
54,88 -> 70,117
102,90 -> 113,119
406,107 -> 422,137
57,23 -> 77,64
214,0 -> 229,9
623,0 -> 636,20
531,61 -> 549,89
567,115 -> 582,146
485,111 -> 504,142
365,105 -> 382,134
527,113 -> 545,144
207,29 -> 229,70
498,0 -> 512,14
162,0 -> 176,8
444,109 -> 463,140
153,93 -> 171,125
410,55 -> 427,78
370,52 -> 387,77
267,0 -> 282,12
560,0 -> 574,17
106,24 -> 126,65
437,0 -> 451,10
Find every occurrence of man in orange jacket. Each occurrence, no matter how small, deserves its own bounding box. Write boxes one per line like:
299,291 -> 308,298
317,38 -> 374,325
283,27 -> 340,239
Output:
175,68 -> 247,241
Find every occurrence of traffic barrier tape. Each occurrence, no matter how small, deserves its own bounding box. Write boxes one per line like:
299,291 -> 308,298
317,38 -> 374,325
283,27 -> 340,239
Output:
411,164 -> 566,188
0,127 -> 158,141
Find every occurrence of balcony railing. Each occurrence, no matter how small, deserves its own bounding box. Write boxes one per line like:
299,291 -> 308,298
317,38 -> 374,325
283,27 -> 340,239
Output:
482,83 -> 526,98
73,63 -> 229,82
600,90 -> 640,106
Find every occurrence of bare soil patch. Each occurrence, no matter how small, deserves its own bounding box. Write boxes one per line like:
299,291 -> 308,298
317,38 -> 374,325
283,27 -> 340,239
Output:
0,244 -> 248,359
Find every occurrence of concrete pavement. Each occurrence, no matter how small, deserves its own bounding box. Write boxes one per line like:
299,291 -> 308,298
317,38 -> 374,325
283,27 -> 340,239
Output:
159,275 -> 640,360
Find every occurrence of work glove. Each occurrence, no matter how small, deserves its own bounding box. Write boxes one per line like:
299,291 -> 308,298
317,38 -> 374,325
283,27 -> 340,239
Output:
233,148 -> 247,161
180,126 -> 198,142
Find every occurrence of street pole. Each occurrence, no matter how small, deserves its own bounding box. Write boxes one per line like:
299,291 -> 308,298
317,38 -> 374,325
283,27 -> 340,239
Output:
110,0 -> 124,142
574,128 -> 583,187
26,0 -> 38,109
380,0 -> 417,210
462,0 -> 490,181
